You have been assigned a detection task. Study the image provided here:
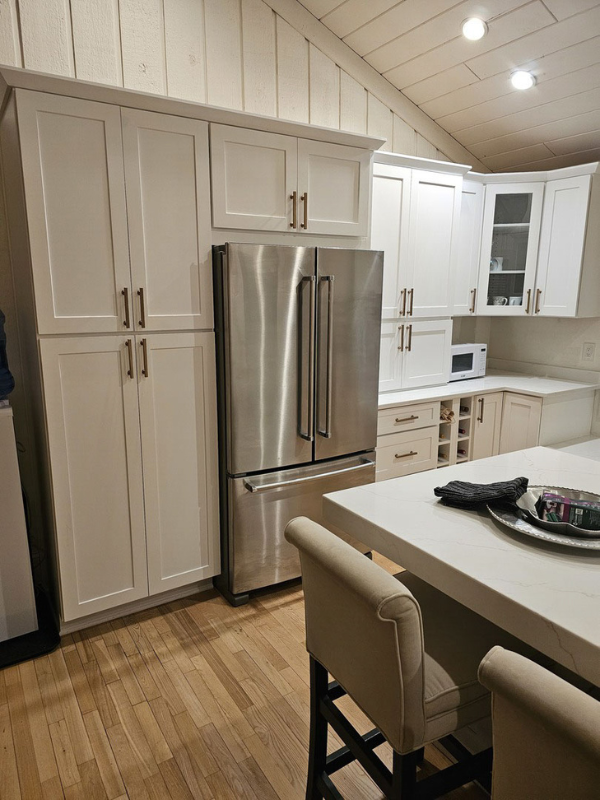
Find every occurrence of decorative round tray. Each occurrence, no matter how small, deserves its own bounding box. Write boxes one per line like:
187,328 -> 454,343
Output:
487,503 -> 600,551
516,485 -> 600,539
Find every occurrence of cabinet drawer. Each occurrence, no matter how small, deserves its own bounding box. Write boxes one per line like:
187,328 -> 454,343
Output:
378,401 -> 440,436
376,426 -> 438,480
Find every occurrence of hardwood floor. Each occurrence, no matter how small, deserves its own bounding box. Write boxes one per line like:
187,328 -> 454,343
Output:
0,554 -> 487,799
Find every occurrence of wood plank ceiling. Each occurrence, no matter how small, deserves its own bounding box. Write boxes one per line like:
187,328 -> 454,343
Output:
299,0 -> 600,171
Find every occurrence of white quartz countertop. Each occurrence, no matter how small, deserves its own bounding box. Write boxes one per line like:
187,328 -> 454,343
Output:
379,372 -> 599,409
324,446 -> 600,686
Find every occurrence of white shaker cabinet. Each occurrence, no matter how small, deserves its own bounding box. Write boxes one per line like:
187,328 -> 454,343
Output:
499,392 -> 542,454
371,156 -> 467,320
122,110 -> 213,331
210,124 -> 371,236
471,392 -> 503,461
534,175 -> 591,317
210,125 -> 298,232
17,91 -> 131,335
379,319 -> 452,392
407,170 -> 462,318
454,180 -> 483,315
297,139 -> 371,236
476,183 -> 544,315
138,333 -> 220,595
40,337 -> 149,621
371,164 -> 411,318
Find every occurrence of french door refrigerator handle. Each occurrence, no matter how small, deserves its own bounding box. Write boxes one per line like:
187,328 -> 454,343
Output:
299,276 -> 316,442
243,458 -> 375,493
317,275 -> 335,439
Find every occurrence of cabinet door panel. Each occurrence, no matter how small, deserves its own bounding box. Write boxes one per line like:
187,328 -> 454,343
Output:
138,333 -> 220,594
122,110 -> 213,331
454,180 -> 483,316
535,176 -> 590,317
471,392 -> 503,461
407,170 -> 462,317
476,183 -> 544,316
40,337 -> 147,621
379,322 -> 403,392
499,393 -> 542,454
210,124 -> 297,231
298,139 -> 371,236
17,91 -> 131,334
401,319 -> 451,389
371,164 -> 411,318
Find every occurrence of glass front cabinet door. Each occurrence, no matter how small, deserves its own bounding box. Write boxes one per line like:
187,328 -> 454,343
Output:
476,183 -> 544,315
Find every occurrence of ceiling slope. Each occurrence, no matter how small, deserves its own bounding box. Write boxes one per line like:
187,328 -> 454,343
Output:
301,0 -> 600,171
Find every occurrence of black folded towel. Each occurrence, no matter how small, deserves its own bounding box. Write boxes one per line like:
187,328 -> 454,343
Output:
434,476 -> 529,508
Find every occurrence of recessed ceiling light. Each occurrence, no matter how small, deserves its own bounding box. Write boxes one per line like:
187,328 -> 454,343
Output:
511,70 -> 536,90
462,18 -> 488,40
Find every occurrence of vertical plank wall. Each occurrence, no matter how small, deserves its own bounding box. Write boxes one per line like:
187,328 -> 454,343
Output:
0,0 -> 449,160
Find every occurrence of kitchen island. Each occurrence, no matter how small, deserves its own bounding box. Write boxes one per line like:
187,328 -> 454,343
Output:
324,446 -> 600,686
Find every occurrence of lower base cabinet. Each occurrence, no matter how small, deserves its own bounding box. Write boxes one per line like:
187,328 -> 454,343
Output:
499,393 -> 542,454
376,426 -> 438,480
471,392 -> 504,461
40,332 -> 219,622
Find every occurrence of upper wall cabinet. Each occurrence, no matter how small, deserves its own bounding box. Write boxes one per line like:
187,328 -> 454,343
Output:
476,183 -> 544,316
371,156 -> 467,320
454,180 -> 483,316
210,124 -> 371,236
16,91 -> 214,335
122,110 -> 213,331
17,91 -> 132,335
534,175 -> 591,317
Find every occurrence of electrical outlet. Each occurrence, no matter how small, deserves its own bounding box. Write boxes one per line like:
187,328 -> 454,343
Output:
582,342 -> 596,362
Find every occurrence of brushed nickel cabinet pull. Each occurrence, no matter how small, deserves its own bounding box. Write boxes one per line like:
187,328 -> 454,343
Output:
406,323 -> 413,352
470,288 -> 477,314
141,338 -> 149,377
400,288 -> 407,316
408,288 -> 414,316
395,415 -> 418,423
525,289 -> 531,314
395,451 -> 417,459
477,397 -> 484,423
398,324 -> 404,351
122,287 -> 130,328
535,288 -> 542,314
125,339 -> 134,378
137,287 -> 146,328
290,191 -> 297,229
300,192 -> 308,229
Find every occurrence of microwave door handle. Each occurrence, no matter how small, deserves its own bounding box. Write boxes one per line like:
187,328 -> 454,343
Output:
299,276 -> 316,442
317,275 -> 334,439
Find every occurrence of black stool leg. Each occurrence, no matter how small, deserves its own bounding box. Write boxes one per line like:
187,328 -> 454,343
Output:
390,750 -> 418,800
307,657 -> 329,800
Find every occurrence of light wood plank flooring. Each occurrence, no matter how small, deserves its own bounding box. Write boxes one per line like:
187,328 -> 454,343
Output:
0,555 -> 487,799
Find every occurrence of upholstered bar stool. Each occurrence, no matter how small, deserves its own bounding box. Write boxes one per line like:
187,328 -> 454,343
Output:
285,517 -> 545,800
479,646 -> 600,800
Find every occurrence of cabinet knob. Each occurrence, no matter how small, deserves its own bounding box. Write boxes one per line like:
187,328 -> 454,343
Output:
300,193 -> 308,229
290,191 -> 297,229
137,287 -> 146,328
122,288 -> 131,328
406,323 -> 413,352
397,324 -> 404,351
525,289 -> 531,314
470,288 -> 476,314
400,288 -> 407,316
395,415 -> 418,423
535,288 -> 542,314
395,451 -> 417,459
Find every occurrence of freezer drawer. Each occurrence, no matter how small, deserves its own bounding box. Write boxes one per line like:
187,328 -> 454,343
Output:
228,453 -> 375,594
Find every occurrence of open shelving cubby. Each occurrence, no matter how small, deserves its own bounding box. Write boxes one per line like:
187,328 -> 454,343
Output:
437,396 -> 474,467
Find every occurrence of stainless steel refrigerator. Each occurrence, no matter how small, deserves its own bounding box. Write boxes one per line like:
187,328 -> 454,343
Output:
213,243 -> 383,605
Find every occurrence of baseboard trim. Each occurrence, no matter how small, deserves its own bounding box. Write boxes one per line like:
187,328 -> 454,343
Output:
60,579 -> 214,635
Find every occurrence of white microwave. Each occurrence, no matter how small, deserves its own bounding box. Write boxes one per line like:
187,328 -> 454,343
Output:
449,343 -> 487,382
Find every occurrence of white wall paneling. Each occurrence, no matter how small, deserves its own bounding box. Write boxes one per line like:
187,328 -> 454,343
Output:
163,0 -> 207,103
0,0 -> 476,166
309,44 -> 339,129
242,0 -> 277,117
119,0 -> 166,94
18,0 -> 74,76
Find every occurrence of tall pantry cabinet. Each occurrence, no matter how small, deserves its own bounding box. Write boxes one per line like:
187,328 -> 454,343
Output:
1,90 -> 220,622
